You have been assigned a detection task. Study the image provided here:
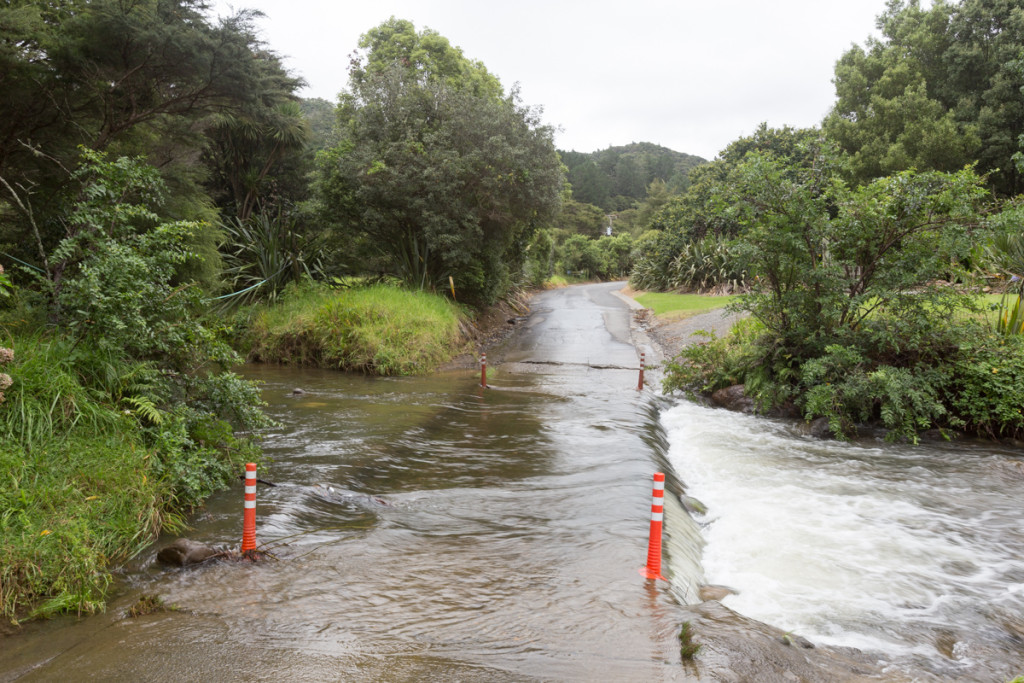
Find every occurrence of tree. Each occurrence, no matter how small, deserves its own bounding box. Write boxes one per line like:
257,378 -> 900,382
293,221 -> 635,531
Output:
301,97 -> 337,151
348,16 -> 502,99
205,93 -> 309,221
0,1 -> 305,275
665,147 -> 992,440
824,0 -> 1024,195
728,145 -> 986,386
559,234 -> 605,279
316,20 -> 562,305
556,198 -> 607,238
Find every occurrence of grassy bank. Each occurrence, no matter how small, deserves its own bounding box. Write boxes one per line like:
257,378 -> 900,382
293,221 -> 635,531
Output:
242,283 -> 471,375
633,291 -> 736,318
0,334 -> 260,622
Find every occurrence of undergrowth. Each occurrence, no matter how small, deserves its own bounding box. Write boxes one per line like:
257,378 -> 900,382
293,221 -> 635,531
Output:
0,334 -> 260,621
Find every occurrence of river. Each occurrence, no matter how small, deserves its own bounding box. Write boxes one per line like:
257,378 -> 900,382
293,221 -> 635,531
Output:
0,282 -> 1021,681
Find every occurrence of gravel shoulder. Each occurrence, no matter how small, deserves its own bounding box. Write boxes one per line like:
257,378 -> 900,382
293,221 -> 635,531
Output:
612,286 -> 742,368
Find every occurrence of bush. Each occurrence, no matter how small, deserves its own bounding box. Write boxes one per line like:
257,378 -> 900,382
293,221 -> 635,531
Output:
0,151 -> 271,619
948,332 -> 1024,438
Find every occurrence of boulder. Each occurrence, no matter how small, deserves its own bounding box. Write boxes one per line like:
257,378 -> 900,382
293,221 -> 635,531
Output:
157,538 -> 219,567
710,385 -> 755,413
808,416 -> 832,439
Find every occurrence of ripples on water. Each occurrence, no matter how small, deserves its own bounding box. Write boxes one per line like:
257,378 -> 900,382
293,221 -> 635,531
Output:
662,399 -> 1024,679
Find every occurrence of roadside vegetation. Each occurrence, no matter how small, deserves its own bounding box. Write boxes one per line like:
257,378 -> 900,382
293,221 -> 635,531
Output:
646,0 -> 1024,443
633,292 -> 735,319
241,282 -> 470,375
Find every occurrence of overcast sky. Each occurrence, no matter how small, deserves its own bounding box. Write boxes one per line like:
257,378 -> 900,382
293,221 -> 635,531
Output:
209,0 -> 892,161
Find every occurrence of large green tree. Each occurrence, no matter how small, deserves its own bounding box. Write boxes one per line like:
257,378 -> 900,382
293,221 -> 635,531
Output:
0,1 -> 306,273
316,20 -> 562,305
825,0 -> 1024,195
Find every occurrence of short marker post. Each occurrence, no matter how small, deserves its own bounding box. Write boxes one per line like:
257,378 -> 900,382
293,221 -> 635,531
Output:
641,472 -> 666,581
637,352 -> 646,391
241,462 -> 257,553
480,352 -> 487,388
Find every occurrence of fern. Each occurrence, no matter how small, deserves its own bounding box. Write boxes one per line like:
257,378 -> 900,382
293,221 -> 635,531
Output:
120,395 -> 164,426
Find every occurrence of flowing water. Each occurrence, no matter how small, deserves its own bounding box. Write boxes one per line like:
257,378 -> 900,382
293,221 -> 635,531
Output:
0,283 -> 702,682
663,400 -> 1024,681
2,282 -> 1022,681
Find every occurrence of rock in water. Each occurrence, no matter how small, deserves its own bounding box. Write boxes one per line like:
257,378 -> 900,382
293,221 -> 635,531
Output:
157,538 -> 218,566
710,384 -> 755,413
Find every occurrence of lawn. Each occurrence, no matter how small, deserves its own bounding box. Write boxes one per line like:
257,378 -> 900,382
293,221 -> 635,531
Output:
633,291 -> 736,319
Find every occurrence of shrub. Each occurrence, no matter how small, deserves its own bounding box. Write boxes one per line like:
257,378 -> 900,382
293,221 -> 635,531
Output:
948,332 -> 1024,438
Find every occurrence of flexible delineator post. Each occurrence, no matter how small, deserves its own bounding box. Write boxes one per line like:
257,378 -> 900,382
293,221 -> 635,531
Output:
481,353 -> 487,388
637,352 -> 645,391
241,462 -> 257,552
641,472 -> 666,580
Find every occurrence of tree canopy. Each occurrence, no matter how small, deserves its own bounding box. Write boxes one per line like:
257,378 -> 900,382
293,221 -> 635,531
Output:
825,0 -> 1024,195
561,142 -> 705,211
0,0 -> 308,270
316,19 -> 563,305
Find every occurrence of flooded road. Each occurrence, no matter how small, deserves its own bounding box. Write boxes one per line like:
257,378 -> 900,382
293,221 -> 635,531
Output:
3,281 -> 1021,681
1,282 -> 699,682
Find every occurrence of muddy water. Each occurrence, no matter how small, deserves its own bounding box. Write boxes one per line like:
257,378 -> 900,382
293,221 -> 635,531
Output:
0,283 -> 701,682
5,282 -> 1020,681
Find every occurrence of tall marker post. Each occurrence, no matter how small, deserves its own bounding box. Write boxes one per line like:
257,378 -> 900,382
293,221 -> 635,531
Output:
241,462 -> 257,553
637,352 -> 646,391
641,472 -> 666,580
480,352 -> 487,388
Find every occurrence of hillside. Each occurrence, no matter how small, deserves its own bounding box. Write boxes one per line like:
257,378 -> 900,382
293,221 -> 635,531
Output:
559,142 -> 706,211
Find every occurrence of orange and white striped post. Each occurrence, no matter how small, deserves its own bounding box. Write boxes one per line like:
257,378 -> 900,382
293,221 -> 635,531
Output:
641,472 -> 666,580
480,352 -> 487,388
241,462 -> 257,553
637,352 -> 646,391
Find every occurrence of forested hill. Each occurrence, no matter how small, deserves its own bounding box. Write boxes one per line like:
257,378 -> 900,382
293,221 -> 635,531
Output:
560,142 -> 706,211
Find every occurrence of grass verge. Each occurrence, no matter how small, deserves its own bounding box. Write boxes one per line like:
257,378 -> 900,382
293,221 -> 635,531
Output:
242,282 -> 471,375
0,334 -> 256,622
634,291 -> 736,318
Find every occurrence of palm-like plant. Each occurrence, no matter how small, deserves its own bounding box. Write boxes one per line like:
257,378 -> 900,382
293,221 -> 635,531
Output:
217,209 -> 326,308
983,232 -> 1024,335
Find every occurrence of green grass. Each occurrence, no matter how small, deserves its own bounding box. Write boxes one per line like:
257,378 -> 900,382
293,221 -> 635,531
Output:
0,334 -> 253,621
634,292 -> 736,318
679,621 -> 701,660
244,282 -> 471,375
543,274 -> 570,288
635,291 -> 1009,325
0,432 -> 172,620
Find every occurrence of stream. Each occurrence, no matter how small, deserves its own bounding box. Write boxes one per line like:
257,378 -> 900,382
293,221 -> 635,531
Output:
0,282 -> 1021,681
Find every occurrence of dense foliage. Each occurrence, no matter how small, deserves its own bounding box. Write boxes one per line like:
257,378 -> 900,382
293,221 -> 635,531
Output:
0,0 -> 310,276
825,0 -> 1024,196
661,147 -> 1024,441
630,125 -> 818,291
560,142 -> 705,211
0,152 -> 271,618
314,18 -> 563,306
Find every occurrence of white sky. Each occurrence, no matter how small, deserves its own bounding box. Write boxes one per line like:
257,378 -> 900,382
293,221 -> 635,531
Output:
209,0 -> 890,161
